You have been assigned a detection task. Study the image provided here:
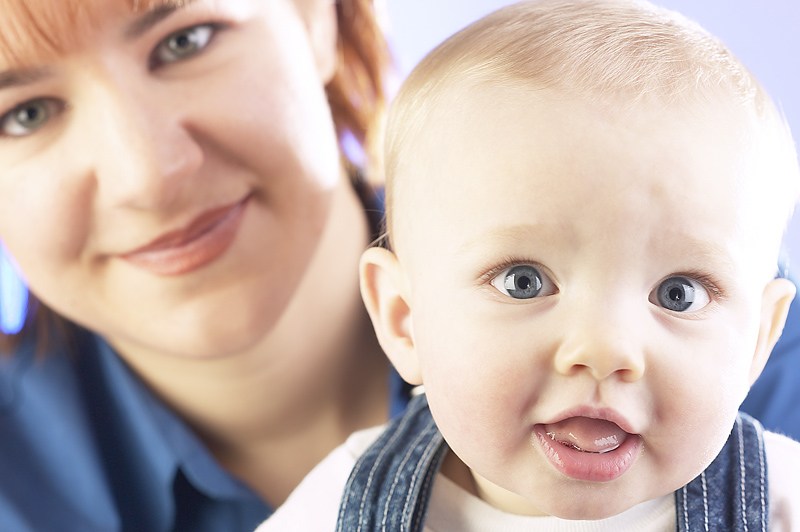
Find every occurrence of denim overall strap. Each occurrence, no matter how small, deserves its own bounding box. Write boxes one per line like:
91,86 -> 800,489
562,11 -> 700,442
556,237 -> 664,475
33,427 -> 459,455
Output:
675,412 -> 769,532
336,394 -> 448,532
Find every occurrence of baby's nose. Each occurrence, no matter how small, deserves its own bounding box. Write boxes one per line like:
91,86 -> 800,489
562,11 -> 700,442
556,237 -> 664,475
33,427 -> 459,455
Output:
553,305 -> 646,382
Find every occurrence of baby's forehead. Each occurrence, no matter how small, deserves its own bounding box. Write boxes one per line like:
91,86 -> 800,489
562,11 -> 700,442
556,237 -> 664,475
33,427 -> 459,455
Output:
404,81 -> 766,187
389,84 -> 795,274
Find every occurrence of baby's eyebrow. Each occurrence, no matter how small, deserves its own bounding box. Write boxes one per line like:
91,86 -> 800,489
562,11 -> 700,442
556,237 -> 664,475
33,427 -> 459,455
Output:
456,223 -> 570,256
0,67 -> 52,91
124,0 -> 198,40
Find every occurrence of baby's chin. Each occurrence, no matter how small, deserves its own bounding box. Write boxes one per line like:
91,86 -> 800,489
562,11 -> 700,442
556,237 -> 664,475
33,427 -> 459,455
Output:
535,495 -> 643,521
472,468 -> 671,521
519,491 -> 662,521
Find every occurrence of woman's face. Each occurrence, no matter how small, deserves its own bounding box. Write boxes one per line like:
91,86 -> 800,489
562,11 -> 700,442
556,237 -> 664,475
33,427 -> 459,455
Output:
0,0 -> 344,358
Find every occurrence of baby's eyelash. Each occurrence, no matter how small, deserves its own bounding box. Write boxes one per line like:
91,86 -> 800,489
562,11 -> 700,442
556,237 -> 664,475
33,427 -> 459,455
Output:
478,257 -> 546,284
670,270 -> 727,302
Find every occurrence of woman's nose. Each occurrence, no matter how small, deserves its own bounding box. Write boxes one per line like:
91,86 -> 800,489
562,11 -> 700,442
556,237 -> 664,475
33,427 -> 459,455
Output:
553,299 -> 646,383
84,77 -> 204,211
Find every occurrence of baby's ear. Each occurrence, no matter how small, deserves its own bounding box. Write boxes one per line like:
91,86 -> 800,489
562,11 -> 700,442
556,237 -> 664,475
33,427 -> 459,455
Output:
749,277 -> 796,384
360,247 -> 422,385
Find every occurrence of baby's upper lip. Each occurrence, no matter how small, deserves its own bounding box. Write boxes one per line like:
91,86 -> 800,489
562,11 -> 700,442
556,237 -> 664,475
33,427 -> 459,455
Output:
121,197 -> 248,256
540,405 -> 638,435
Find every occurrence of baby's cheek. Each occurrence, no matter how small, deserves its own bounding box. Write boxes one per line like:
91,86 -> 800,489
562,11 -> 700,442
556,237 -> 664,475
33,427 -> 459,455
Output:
426,362 -> 524,463
650,371 -> 739,477
428,390 -> 499,461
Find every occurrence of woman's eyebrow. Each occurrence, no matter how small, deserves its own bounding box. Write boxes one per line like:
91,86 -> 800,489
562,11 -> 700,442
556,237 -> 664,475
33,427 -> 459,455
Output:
124,0 -> 198,40
0,67 -> 52,91
0,1 -> 200,90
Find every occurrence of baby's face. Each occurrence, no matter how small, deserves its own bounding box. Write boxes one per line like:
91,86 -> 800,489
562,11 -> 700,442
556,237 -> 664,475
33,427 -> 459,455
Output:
390,86 -> 789,518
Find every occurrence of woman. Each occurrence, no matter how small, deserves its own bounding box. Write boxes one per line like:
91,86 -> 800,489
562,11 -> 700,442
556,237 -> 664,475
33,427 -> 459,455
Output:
0,0 -> 397,530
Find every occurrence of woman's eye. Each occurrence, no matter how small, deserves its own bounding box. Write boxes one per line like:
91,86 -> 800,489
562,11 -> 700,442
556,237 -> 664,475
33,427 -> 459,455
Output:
151,24 -> 216,67
651,276 -> 711,312
490,264 -> 555,300
0,98 -> 64,137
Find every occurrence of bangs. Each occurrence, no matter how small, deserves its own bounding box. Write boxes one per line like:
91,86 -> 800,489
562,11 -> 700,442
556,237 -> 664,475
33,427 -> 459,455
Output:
0,0 -> 186,67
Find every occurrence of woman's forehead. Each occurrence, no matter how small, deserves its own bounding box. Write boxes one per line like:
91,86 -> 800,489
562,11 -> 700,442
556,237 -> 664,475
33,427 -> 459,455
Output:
0,0 -> 188,67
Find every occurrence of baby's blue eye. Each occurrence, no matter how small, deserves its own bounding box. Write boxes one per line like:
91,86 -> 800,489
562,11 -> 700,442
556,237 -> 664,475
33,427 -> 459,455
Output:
491,265 -> 553,299
652,276 -> 710,312
151,24 -> 216,67
0,98 -> 64,137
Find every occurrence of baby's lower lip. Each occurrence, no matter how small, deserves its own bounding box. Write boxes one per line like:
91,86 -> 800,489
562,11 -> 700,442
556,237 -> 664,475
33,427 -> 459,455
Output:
533,423 -> 642,482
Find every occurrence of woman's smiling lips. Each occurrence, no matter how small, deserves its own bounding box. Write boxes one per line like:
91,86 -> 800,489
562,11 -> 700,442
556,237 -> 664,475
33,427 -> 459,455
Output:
120,197 -> 250,276
533,408 -> 643,482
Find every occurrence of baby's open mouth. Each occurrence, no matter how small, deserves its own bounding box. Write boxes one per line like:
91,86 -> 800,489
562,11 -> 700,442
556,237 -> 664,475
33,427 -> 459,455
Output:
543,416 -> 629,454
534,416 -> 642,482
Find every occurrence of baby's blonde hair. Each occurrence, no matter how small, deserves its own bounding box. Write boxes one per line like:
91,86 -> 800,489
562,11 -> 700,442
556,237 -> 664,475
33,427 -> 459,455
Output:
384,0 -> 799,247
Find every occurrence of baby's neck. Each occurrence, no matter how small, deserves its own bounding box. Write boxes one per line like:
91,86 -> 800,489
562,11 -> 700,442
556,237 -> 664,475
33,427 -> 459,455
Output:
440,449 -> 551,517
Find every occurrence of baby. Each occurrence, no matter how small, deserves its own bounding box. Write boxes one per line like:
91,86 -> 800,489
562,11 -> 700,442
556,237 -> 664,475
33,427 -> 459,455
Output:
259,0 -> 800,529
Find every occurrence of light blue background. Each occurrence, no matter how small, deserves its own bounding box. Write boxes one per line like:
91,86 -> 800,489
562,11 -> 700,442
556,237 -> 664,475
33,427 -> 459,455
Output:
385,0 -> 800,269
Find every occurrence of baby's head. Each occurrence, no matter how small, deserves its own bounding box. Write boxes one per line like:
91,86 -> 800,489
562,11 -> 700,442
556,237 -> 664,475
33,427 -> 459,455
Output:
361,0 -> 799,520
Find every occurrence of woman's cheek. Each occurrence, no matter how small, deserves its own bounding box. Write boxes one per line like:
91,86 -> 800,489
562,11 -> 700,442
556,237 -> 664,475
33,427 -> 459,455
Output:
0,164 -> 92,286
